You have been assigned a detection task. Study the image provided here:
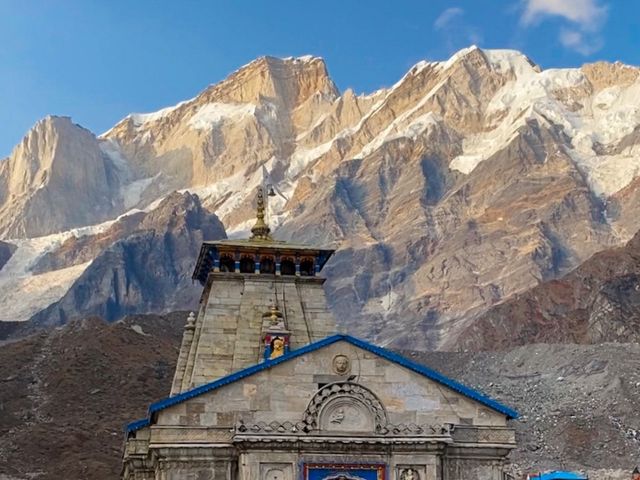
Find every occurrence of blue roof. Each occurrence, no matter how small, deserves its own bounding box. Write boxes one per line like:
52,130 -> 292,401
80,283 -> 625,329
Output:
125,334 -> 518,433
535,472 -> 587,480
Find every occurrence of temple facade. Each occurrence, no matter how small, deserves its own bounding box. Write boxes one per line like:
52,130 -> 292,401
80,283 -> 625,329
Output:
122,188 -> 517,480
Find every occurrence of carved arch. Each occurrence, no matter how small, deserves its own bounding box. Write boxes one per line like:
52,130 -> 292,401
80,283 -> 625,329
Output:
301,382 -> 387,433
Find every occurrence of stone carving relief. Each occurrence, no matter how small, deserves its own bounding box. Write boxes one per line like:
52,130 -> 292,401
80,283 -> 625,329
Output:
234,419 -> 451,438
320,398 -> 374,432
266,468 -> 284,480
399,467 -> 420,480
261,463 -> 292,480
302,382 -> 387,433
332,354 -> 351,375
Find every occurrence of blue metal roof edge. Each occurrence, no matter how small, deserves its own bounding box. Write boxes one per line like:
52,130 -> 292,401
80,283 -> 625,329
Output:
125,334 -> 517,433
126,418 -> 150,433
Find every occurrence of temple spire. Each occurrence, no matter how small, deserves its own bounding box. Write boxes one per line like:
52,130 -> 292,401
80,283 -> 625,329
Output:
250,186 -> 272,241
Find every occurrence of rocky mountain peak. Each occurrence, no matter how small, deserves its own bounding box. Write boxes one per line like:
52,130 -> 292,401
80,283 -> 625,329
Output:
3,47 -> 640,351
0,115 -> 121,238
139,190 -> 226,238
197,54 -> 339,108
582,60 -> 640,91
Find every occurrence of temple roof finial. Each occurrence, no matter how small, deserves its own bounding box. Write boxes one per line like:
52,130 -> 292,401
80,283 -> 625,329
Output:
250,186 -> 273,241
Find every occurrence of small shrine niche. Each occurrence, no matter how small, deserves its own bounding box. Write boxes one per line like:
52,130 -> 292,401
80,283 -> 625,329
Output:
261,304 -> 290,361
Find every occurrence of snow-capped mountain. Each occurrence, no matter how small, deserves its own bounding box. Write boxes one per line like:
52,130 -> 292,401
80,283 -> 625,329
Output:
2,46 -> 640,349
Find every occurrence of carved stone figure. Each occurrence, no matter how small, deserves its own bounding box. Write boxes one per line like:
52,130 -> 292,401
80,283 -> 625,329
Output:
400,468 -> 419,480
265,468 -> 285,480
332,354 -> 351,375
329,407 -> 345,424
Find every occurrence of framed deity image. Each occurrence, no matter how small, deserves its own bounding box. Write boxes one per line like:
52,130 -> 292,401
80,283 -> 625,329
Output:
303,463 -> 386,480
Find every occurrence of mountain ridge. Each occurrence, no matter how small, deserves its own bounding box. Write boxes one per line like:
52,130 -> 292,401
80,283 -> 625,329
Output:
2,48 -> 640,349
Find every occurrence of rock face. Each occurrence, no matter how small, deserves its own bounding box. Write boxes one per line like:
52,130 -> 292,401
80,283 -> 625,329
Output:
0,314 -> 637,480
2,48 -> 640,347
0,116 -> 123,238
29,192 -> 226,326
0,240 -> 16,271
456,229 -> 640,351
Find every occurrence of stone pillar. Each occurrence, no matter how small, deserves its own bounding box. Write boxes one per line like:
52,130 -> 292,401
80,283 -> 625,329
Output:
181,299 -> 209,392
170,312 -> 196,395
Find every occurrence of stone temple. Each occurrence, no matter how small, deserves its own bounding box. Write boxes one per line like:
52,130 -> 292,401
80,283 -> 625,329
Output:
122,187 -> 518,480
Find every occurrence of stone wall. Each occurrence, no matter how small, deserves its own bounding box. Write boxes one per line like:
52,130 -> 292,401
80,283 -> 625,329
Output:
171,273 -> 336,393
158,341 -> 507,435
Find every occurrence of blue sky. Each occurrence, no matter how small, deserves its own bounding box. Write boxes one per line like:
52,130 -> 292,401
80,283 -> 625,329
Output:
0,0 -> 638,157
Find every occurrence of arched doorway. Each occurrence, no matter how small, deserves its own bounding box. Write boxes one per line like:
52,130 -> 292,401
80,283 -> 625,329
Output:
300,258 -> 315,276
239,255 -> 255,273
280,257 -> 296,276
260,256 -> 275,274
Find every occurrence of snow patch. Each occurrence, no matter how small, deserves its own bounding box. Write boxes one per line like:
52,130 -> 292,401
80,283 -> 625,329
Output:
127,99 -> 191,127
131,324 -> 148,336
282,54 -> 319,63
99,139 -> 129,172
288,140 -> 334,178
568,144 -> 640,196
122,175 -> 158,210
442,45 -> 479,70
483,49 -> 539,77
450,154 -> 487,175
0,223 -> 117,322
188,102 -> 256,130
357,112 -> 440,158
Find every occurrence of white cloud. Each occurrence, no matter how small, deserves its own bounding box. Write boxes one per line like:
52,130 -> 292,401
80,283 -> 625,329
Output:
559,28 -> 603,55
520,0 -> 609,55
433,6 -> 483,54
522,0 -> 607,30
434,7 -> 464,30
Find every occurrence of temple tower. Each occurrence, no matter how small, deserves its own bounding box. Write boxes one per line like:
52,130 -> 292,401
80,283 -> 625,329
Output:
170,187 -> 336,394
123,186 -> 518,480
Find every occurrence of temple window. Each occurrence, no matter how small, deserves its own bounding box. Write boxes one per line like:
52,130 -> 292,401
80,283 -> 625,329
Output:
239,255 -> 255,274
219,254 -> 235,273
280,257 -> 296,276
260,256 -> 275,274
300,258 -> 315,276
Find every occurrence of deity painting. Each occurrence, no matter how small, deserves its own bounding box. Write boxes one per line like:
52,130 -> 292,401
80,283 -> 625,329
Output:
304,463 -> 384,480
269,336 -> 285,359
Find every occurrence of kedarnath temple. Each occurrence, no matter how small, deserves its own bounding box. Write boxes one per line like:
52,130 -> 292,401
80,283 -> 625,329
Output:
122,187 -> 518,480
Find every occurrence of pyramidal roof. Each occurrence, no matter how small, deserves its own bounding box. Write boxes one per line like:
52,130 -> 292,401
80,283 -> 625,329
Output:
126,334 -> 518,433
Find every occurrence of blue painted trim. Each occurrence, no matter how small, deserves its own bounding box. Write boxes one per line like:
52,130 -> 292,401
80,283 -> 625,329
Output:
125,334 -> 518,433
126,418 -> 150,433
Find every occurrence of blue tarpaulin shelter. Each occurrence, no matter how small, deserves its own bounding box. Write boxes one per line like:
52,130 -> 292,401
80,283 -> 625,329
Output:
532,472 -> 588,480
